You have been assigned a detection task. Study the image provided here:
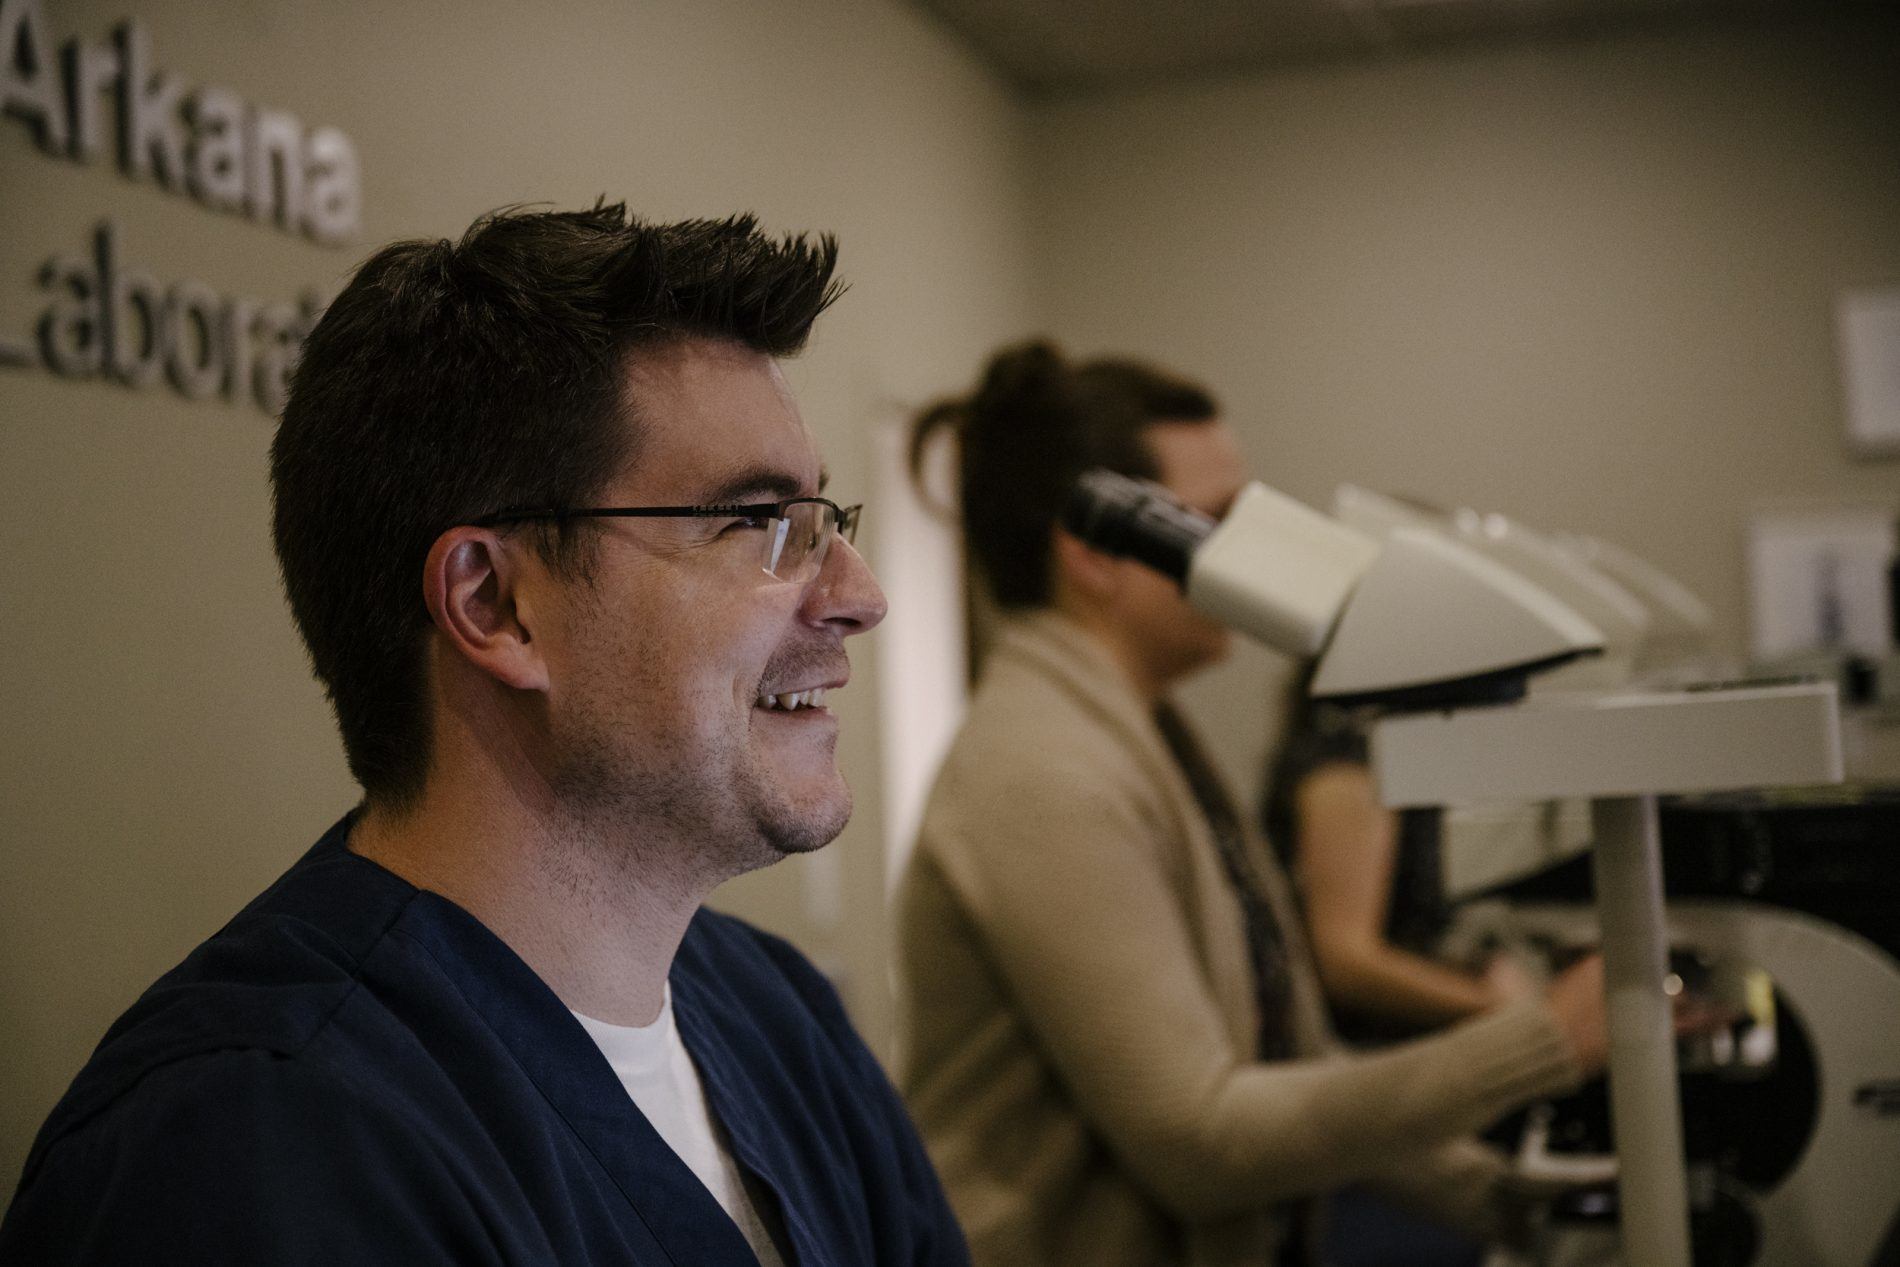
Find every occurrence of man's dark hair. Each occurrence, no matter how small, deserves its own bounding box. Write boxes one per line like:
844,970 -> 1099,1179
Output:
272,202 -> 842,807
910,340 -> 1217,609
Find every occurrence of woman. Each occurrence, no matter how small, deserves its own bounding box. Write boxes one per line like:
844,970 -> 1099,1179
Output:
895,340 -> 1608,1267
1263,675 -> 1533,1049
1264,675 -> 1548,1264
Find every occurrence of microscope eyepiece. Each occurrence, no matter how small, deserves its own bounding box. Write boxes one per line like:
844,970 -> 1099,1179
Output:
1062,469 -> 1215,586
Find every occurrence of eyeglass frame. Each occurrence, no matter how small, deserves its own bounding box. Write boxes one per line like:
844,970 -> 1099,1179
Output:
469,497 -> 862,582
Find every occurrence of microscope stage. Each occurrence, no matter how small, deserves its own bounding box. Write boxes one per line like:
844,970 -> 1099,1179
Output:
1370,681 -> 1842,808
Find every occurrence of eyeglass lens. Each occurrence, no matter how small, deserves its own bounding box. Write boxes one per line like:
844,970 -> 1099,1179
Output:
764,501 -> 842,582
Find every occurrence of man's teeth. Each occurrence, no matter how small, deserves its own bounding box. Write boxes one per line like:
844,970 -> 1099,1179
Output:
757,688 -> 829,711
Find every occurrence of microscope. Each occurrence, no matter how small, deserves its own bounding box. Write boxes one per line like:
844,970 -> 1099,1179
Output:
1328,485 -> 1900,1265
1064,471 -> 1853,1266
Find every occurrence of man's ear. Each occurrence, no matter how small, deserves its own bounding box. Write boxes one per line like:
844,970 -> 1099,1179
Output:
1051,526 -> 1123,602
422,527 -> 551,693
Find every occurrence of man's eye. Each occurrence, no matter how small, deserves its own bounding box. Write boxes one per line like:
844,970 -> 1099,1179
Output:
724,514 -> 774,533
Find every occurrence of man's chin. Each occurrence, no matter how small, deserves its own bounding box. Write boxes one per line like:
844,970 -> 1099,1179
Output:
767,795 -> 852,857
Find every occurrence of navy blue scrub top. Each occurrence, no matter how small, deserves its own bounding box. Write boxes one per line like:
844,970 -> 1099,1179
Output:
1,818 -> 969,1265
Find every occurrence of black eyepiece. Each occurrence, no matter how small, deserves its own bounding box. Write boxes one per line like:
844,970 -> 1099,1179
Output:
1061,470 -> 1214,586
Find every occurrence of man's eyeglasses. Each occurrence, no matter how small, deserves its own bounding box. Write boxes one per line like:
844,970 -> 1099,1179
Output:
472,498 -> 862,583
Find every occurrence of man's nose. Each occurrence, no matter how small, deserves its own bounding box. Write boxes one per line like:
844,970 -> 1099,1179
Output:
802,535 -> 887,635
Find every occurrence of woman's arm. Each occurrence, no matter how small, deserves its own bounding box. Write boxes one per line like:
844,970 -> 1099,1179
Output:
1294,763 -> 1499,1028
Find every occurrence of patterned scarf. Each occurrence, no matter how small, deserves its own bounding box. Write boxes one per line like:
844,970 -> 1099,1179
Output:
1153,703 -> 1294,1061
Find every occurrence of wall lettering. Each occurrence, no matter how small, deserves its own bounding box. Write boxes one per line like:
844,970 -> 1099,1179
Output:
1,0 -> 361,242
28,222 -> 321,412
2,2 -> 360,413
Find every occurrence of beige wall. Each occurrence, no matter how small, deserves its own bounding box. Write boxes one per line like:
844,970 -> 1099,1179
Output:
1028,14 -> 1900,798
0,0 -> 1034,1186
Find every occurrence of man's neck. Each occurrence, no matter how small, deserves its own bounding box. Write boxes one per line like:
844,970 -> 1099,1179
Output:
348,758 -> 711,1028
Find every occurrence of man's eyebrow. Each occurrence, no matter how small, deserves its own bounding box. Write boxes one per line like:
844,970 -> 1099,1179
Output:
695,465 -> 813,505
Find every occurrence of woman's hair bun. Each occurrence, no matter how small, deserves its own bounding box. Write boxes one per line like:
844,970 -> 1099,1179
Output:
908,338 -> 1214,609
971,340 -> 1067,422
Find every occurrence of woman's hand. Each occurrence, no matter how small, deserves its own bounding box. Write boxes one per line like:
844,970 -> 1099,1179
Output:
1481,952 -> 1539,1007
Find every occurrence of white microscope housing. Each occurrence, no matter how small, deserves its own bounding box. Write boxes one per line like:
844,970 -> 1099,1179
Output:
1068,473 -> 1608,704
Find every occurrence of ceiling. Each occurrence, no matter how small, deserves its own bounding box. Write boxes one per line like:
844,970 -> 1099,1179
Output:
907,0 -> 1874,96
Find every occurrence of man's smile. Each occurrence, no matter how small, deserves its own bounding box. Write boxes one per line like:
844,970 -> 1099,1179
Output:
753,661 -> 849,715
754,686 -> 832,712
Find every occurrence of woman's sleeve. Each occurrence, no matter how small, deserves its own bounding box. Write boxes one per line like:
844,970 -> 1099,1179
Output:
936,759 -> 1580,1221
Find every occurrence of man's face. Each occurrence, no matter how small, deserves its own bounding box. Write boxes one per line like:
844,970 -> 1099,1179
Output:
530,338 -> 886,875
1109,420 -> 1250,686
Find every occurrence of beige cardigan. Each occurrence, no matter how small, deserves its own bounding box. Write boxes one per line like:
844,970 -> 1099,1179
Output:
897,613 -> 1583,1266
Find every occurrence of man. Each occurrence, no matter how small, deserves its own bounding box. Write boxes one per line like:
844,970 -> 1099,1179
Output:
898,341 -> 1610,1266
2,205 -> 966,1265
